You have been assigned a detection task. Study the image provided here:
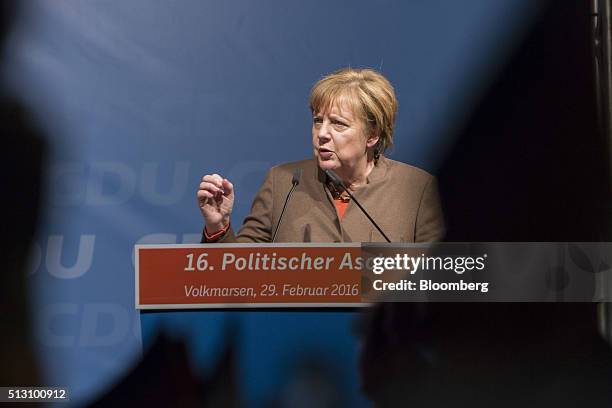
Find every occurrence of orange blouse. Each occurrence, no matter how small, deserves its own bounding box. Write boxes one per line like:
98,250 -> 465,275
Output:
334,198 -> 350,220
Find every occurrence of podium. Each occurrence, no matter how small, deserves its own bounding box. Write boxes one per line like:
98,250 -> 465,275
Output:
136,242 -> 610,307
135,243 -> 367,309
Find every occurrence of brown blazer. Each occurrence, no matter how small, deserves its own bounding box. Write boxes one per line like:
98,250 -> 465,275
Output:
202,157 -> 445,243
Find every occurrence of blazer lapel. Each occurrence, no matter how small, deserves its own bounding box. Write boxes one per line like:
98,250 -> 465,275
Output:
340,157 -> 390,242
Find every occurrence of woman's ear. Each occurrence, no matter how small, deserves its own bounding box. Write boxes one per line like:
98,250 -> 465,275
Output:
366,129 -> 380,148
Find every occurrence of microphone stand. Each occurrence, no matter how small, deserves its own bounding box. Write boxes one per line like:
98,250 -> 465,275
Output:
324,169 -> 391,243
271,168 -> 302,242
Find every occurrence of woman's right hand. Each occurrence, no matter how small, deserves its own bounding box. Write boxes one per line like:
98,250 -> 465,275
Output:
197,174 -> 234,233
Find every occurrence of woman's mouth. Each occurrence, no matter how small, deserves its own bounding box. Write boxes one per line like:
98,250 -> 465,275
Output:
319,148 -> 334,160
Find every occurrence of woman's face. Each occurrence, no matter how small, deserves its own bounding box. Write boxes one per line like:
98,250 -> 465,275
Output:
312,103 -> 378,173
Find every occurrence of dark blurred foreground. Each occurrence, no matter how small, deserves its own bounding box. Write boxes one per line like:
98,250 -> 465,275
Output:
360,0 -> 612,406
3,0 -> 612,407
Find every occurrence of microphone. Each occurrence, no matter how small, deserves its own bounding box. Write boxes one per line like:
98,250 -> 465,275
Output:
324,169 -> 391,243
271,168 -> 302,242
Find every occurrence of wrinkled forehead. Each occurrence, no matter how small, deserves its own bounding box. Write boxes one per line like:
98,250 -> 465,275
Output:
311,87 -> 364,119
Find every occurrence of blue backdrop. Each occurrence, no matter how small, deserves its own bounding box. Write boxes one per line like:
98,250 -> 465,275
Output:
4,1 -> 540,406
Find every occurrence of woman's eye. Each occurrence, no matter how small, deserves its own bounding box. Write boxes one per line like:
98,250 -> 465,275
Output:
333,122 -> 347,130
313,117 -> 323,125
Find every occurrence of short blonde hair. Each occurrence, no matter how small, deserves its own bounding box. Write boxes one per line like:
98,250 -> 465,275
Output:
309,68 -> 398,163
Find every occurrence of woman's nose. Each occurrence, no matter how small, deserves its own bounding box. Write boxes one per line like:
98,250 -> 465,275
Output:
317,122 -> 331,141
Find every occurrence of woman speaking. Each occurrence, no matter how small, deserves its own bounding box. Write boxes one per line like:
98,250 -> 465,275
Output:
197,68 -> 444,243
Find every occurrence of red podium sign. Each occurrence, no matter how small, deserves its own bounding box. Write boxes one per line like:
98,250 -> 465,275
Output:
135,243 -> 365,309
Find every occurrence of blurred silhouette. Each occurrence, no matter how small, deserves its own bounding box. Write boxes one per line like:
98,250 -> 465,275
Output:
0,2 -> 242,403
359,0 -> 612,406
1,0 -> 45,387
88,320 -> 240,407
267,352 -> 344,408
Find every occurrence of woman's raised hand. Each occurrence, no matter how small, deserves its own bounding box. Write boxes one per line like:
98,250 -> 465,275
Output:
197,174 -> 234,232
